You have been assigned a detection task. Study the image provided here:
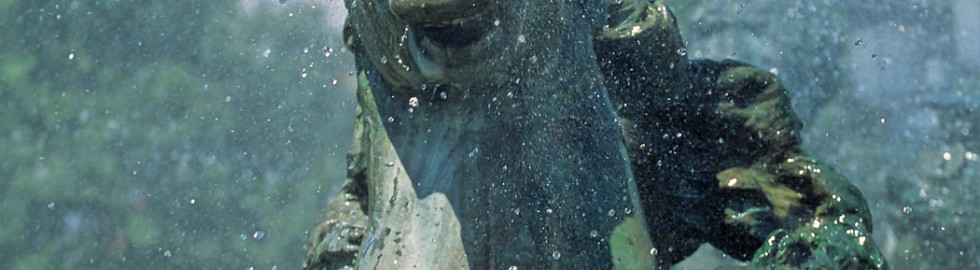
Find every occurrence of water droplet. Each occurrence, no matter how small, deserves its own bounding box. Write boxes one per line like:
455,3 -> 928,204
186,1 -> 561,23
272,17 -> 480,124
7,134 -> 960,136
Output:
508,266 -> 518,270
408,97 -> 419,113
164,250 -> 172,257
552,251 -> 561,260
902,205 -> 912,215
380,56 -> 388,64
68,52 -> 74,60
676,47 -> 687,56
438,91 -> 448,100
965,151 -> 978,161
607,209 -> 616,217
47,202 -> 55,209
494,19 -> 500,26
300,68 -> 308,78
517,35 -> 526,43
589,230 -> 598,238
387,116 -> 395,123
546,208 -> 553,214
252,231 -> 265,240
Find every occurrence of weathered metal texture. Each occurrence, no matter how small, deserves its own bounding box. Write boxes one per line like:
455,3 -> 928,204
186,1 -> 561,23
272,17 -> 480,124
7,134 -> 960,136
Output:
592,2 -> 886,268
306,0 -> 888,269
304,73 -> 469,269
311,0 -> 654,269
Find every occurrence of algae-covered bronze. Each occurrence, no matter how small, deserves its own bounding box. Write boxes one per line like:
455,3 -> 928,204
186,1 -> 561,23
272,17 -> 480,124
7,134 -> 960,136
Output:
304,0 -> 887,269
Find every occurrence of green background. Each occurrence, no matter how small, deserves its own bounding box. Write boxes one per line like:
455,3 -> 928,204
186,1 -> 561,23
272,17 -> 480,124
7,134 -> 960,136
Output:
1,1 -> 354,269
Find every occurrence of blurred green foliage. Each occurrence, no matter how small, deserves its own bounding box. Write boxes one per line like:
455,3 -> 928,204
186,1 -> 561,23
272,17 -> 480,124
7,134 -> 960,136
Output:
1,1 -> 355,269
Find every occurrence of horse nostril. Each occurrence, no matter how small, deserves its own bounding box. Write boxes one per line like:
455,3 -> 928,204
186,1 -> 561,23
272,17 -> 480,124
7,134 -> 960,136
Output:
389,0 -> 490,26
412,16 -> 492,48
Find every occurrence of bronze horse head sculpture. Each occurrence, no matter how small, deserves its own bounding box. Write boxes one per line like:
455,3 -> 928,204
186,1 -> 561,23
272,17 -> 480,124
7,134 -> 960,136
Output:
304,0 -> 887,269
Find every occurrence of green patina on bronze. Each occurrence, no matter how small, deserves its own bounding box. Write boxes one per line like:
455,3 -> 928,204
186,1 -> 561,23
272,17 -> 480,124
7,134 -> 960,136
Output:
305,0 -> 887,269
610,217 -> 657,269
304,72 -> 470,269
